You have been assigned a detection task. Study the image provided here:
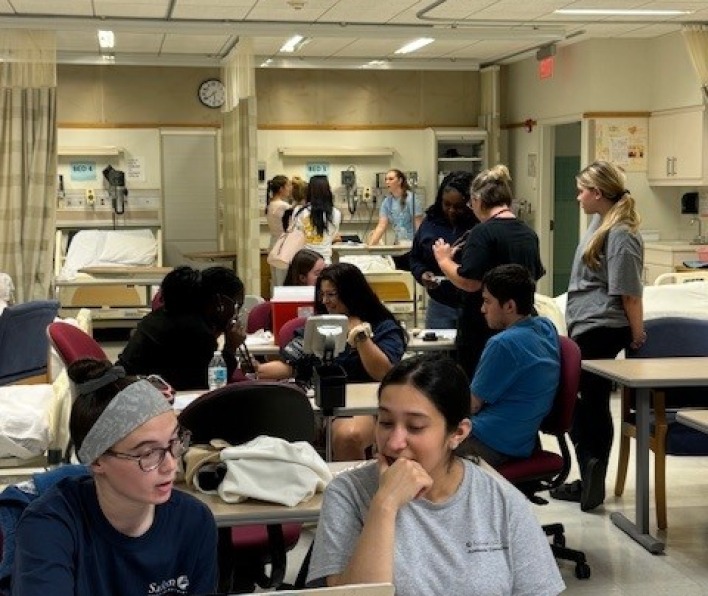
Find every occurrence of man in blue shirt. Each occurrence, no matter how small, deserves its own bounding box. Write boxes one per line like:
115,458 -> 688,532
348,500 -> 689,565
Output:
460,264 -> 561,468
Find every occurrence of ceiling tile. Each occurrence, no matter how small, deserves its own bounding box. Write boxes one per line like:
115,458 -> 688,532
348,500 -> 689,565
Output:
10,0 -> 92,16
161,33 -> 232,54
93,1 -> 171,19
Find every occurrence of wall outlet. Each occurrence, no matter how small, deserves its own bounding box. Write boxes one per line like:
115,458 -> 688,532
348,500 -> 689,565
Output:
362,187 -> 372,202
86,189 -> 95,205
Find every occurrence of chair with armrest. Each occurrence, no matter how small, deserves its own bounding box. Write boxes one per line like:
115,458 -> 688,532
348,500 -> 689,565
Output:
0,300 -> 60,386
47,321 -> 109,463
47,321 -> 108,366
178,381 -> 317,593
497,335 -> 591,580
247,300 -> 272,333
277,315 -> 308,349
614,317 -> 708,530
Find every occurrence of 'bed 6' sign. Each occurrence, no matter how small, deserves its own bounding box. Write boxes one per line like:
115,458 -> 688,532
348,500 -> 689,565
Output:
306,162 -> 329,180
70,161 -> 97,182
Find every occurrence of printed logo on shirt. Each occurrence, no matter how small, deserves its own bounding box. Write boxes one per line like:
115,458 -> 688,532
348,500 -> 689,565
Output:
302,216 -> 324,244
148,575 -> 190,595
465,540 -> 509,554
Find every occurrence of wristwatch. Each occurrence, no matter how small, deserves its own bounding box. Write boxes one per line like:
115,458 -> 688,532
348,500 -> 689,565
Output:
348,323 -> 373,347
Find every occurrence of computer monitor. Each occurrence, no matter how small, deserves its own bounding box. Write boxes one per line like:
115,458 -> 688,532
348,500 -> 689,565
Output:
302,314 -> 348,363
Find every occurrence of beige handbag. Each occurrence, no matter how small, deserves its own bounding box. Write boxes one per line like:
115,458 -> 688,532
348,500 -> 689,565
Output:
267,208 -> 306,270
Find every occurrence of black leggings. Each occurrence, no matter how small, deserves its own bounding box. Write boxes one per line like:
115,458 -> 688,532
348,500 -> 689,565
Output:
570,326 -> 631,468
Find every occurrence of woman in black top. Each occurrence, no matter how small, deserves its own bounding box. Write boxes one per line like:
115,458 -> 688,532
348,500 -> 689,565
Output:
409,171 -> 478,329
433,164 -> 545,379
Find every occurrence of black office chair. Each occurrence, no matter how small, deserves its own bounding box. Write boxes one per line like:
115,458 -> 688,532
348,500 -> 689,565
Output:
178,380 -> 316,593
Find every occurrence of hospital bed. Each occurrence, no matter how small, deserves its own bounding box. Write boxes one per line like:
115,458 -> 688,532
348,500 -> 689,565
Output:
54,227 -> 164,325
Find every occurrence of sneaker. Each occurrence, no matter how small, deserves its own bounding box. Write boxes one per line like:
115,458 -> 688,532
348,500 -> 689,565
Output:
580,458 -> 606,512
549,479 -> 582,503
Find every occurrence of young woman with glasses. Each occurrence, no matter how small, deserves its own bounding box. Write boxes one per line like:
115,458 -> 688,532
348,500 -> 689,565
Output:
256,263 -> 408,460
118,265 -> 246,390
12,358 -> 217,595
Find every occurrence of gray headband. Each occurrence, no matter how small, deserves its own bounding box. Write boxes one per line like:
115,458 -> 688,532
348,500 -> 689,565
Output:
78,380 -> 173,464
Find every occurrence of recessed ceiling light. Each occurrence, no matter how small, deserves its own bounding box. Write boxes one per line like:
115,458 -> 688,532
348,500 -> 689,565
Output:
394,38 -> 434,55
554,8 -> 693,16
279,35 -> 309,53
97,30 -> 115,49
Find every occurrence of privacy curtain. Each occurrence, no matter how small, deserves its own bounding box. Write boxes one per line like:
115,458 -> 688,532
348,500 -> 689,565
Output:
0,30 -> 57,301
221,39 -> 260,294
682,25 -> 708,102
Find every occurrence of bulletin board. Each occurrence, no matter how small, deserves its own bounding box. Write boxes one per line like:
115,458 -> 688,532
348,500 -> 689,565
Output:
593,118 -> 648,172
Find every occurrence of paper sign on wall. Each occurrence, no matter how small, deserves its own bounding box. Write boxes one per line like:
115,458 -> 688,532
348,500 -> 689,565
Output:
306,162 -> 330,180
70,161 -> 97,181
126,156 -> 145,182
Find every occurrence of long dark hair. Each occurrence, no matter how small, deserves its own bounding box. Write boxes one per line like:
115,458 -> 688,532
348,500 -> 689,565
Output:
315,263 -> 404,337
426,170 -> 477,226
306,175 -> 335,237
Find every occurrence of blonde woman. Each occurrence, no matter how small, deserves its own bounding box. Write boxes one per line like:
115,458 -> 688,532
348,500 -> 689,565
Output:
433,164 -> 544,379
551,160 -> 644,512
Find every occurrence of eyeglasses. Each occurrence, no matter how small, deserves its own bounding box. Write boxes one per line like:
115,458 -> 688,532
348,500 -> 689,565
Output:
318,291 -> 339,301
219,294 -> 243,313
105,429 -> 191,472
139,374 -> 174,402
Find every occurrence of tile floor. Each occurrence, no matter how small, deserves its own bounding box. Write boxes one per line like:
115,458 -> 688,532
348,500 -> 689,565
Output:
5,336 -> 708,594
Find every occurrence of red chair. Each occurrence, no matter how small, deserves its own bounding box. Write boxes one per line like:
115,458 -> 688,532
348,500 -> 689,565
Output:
246,300 -> 272,333
277,315 -> 307,349
497,336 -> 591,580
46,322 -> 109,464
47,321 -> 107,365
179,381 -> 315,593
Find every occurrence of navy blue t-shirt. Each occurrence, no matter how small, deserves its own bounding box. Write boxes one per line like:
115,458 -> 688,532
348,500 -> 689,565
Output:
12,476 -> 217,596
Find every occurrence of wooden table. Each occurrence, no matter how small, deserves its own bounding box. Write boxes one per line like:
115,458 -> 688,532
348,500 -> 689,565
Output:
582,357 -> 708,554
184,250 -> 238,272
676,409 -> 708,434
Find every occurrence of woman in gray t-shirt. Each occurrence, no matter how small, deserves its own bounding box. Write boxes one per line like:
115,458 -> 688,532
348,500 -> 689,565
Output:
307,355 -> 565,596
550,160 -> 644,513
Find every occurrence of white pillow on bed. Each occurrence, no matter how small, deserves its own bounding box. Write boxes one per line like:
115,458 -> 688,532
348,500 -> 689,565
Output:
98,229 -> 157,266
61,229 -> 157,278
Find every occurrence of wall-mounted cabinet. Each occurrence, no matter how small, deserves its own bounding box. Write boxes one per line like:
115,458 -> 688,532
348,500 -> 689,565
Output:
58,146 -> 124,156
434,129 -> 487,186
648,107 -> 708,185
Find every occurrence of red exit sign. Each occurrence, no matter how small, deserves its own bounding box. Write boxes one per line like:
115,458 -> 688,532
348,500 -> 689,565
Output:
538,56 -> 554,79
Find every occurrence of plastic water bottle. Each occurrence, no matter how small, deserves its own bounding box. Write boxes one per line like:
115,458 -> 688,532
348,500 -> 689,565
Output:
207,350 -> 227,390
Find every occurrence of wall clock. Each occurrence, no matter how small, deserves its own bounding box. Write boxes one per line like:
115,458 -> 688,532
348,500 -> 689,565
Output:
198,78 -> 225,109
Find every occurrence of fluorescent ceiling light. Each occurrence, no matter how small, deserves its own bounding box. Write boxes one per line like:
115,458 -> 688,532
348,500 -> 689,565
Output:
394,38 -> 434,55
279,34 -> 309,53
98,30 -> 115,49
554,8 -> 693,16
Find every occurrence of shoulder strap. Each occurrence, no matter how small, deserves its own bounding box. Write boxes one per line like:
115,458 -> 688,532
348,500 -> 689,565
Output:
288,206 -> 307,232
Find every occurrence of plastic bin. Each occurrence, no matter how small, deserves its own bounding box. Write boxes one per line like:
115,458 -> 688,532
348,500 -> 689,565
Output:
313,364 -> 346,411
